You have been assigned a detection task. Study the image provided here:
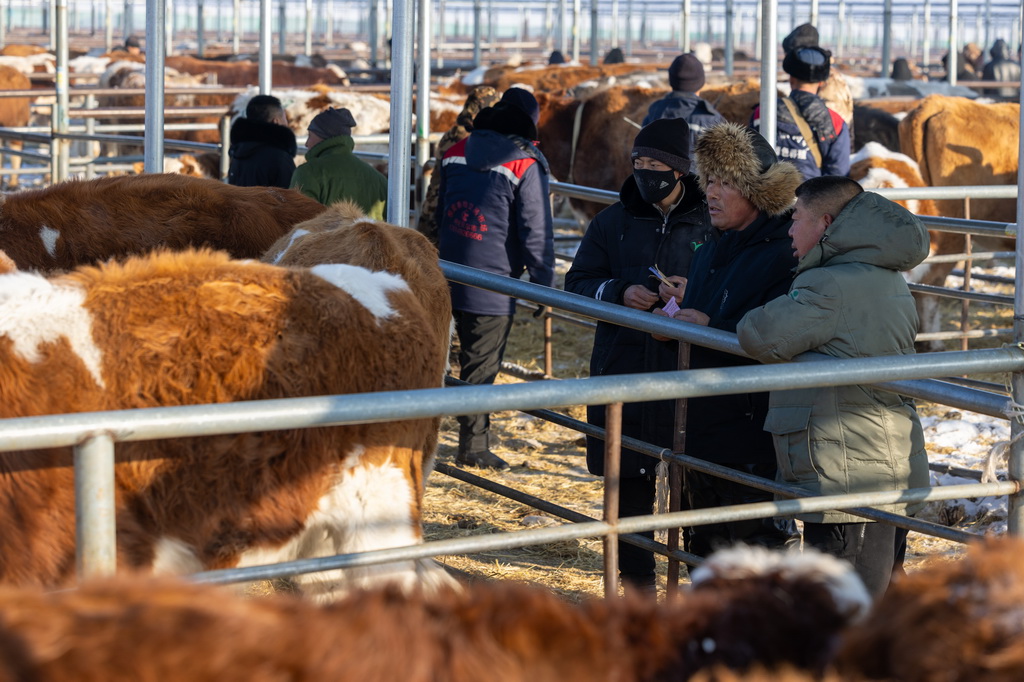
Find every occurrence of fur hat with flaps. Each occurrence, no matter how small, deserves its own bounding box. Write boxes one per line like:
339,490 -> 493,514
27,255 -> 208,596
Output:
694,122 -> 802,216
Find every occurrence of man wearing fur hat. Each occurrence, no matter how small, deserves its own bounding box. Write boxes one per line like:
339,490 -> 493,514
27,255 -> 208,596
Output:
753,44 -> 850,181
642,53 -> 726,148
737,176 -> 929,596
565,117 -> 711,593
290,107 -> 388,219
436,87 -> 555,471
663,122 -> 802,557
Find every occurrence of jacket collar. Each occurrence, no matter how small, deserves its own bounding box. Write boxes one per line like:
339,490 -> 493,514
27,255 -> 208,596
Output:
306,134 -> 355,160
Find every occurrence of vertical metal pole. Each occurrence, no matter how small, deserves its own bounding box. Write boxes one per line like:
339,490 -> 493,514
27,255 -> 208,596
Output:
983,0 -> 992,57
589,0 -> 598,66
55,0 -> 70,182
232,0 -> 240,53
571,0 -> 580,62
472,0 -> 481,67
85,93 -> 98,180
0,0 -> 6,49
436,0 -> 443,66
145,0 -> 165,174
754,0 -> 761,63
666,340 -> 690,598
624,0 -> 633,56
165,0 -> 173,55
725,0 -> 734,76
388,0 -> 413,226
602,402 -> 622,600
948,0 -> 958,86
277,0 -> 286,54
220,113 -> 231,180
558,0 -> 566,53
305,0 -> 312,54
810,0 -> 818,27
197,0 -> 205,57
836,0 -> 846,59
75,434 -> 117,580
682,0 -> 691,53
1010,38 -> 1024,537
923,0 -> 931,75
124,0 -> 131,38
325,0 -> 334,46
759,0 -> 777,149
610,0 -> 618,47
104,0 -> 112,50
881,0 -> 892,77
259,0 -> 271,92
416,0 -> 431,207
370,0 -> 379,67
543,311 -> 553,378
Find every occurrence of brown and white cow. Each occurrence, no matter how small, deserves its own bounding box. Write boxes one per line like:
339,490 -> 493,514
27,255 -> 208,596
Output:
0,64 -> 32,190
0,544 -> 867,682
0,174 -> 325,272
0,246 -> 452,599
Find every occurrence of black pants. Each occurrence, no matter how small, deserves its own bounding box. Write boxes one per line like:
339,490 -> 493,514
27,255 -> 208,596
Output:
803,521 -> 910,598
454,311 -> 514,454
685,463 -> 799,558
618,474 -> 657,584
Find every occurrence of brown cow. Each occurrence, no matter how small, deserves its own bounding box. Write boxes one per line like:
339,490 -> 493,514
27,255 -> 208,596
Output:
478,61 -> 668,95
0,174 -> 325,272
0,544 -> 867,681
166,55 -> 349,88
0,246 -> 452,599
0,64 -> 32,190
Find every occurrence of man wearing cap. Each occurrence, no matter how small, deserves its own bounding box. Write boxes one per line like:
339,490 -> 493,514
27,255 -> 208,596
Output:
435,87 -> 555,472
642,53 -> 726,148
290,107 -> 388,219
752,44 -> 851,181
123,35 -> 142,55
565,117 -> 710,593
228,94 -> 297,189
663,122 -> 803,557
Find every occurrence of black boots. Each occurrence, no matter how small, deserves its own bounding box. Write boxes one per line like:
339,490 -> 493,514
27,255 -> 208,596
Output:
455,449 -> 510,471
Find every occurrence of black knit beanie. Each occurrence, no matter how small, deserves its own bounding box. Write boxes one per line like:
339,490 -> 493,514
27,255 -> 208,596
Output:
473,87 -> 540,140
631,118 -> 691,172
783,45 -> 831,83
668,53 -> 705,92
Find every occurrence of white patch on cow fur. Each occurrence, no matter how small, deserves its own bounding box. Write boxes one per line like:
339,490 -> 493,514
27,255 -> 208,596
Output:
151,536 -> 204,575
269,228 -> 310,264
0,272 -> 105,387
236,457 -> 455,603
310,264 -> 409,322
38,224 -> 59,258
851,141 -> 916,167
690,544 -> 872,622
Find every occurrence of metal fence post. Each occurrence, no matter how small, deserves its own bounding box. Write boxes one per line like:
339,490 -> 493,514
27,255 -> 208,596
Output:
74,433 -> 117,579
602,402 -> 622,599
220,113 -> 231,180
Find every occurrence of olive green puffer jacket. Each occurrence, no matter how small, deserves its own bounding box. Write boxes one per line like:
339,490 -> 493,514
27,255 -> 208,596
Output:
737,191 -> 930,523
289,135 -> 388,219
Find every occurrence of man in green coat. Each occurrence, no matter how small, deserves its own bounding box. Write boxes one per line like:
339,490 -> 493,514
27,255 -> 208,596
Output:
290,107 -> 389,219
736,176 -> 930,597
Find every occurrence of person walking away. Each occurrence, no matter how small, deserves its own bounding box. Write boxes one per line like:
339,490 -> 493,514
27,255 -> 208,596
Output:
981,38 -> 1022,100
660,122 -> 802,557
736,176 -> 930,597
435,88 -> 555,471
290,107 -> 388,218
753,45 -> 851,180
642,53 -> 726,149
564,117 -> 711,593
227,94 -> 297,189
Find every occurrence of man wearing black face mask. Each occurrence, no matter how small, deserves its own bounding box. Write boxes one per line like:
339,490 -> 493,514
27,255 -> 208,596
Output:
564,117 -> 710,595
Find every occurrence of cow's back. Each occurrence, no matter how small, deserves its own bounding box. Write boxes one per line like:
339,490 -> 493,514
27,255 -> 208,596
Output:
0,175 -> 325,272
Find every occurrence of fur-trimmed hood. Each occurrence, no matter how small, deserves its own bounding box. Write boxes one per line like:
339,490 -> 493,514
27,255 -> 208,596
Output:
694,122 -> 802,217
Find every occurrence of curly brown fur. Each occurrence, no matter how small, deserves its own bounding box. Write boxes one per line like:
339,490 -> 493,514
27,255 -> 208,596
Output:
837,536 -> 1024,682
694,122 -> 801,217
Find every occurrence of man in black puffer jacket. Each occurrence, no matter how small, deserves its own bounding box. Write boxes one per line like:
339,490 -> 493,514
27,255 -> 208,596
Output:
642,53 -> 725,149
663,122 -> 803,557
565,117 -> 710,594
228,95 -> 297,189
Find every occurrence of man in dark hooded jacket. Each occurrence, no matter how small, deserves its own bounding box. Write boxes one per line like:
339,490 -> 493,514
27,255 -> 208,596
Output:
981,38 -> 1022,100
227,95 -> 297,189
565,117 -> 710,593
436,87 -> 555,472
642,53 -> 726,148
663,122 -> 803,557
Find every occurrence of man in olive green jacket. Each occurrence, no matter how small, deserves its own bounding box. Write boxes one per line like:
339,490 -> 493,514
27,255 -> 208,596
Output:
737,176 -> 930,597
290,107 -> 389,219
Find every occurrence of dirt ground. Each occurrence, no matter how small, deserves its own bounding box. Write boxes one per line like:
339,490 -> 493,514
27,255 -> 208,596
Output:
422,280 -> 1013,601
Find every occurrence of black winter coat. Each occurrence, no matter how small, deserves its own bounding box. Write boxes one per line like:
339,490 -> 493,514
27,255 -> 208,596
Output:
678,211 -> 797,464
641,91 -> 727,149
565,173 -> 711,477
227,117 -> 298,189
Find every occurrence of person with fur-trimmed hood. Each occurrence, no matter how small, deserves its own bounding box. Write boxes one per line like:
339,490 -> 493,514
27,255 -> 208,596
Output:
227,94 -> 297,189
753,42 -> 851,180
662,122 -> 803,557
565,117 -> 711,594
737,176 -> 929,597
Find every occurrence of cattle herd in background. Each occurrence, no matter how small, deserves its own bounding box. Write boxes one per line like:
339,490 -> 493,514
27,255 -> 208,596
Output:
0,38 -> 1019,681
